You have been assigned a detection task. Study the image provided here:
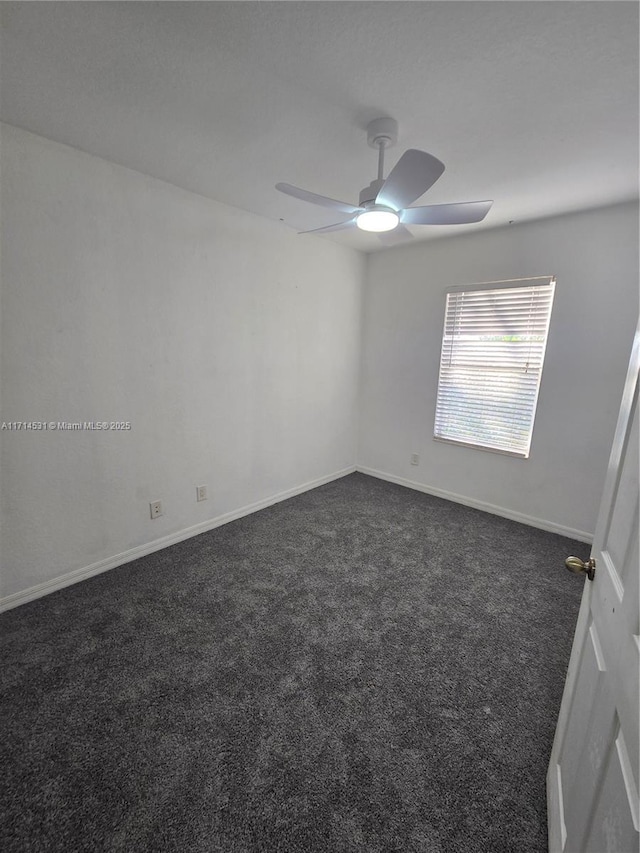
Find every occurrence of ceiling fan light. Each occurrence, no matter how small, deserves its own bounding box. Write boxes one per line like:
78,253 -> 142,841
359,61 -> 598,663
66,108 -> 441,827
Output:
356,209 -> 399,233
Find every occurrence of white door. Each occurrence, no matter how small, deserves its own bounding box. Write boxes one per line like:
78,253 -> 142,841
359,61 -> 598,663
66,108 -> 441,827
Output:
547,323 -> 640,853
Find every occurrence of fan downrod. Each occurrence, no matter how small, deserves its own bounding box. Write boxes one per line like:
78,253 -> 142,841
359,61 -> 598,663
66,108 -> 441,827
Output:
360,118 -> 399,206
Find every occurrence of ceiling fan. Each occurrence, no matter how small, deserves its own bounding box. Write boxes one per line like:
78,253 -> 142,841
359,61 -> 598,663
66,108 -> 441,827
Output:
276,117 -> 492,242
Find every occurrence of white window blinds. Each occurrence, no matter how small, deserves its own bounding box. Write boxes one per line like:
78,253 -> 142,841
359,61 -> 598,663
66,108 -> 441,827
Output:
434,277 -> 555,458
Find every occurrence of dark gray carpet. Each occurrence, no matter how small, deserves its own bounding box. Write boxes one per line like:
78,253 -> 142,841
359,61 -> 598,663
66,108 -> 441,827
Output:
0,472 -> 587,853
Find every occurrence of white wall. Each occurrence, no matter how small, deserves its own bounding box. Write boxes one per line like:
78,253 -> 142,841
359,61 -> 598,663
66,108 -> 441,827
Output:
358,202 -> 639,539
0,124 -> 364,606
2,123 -> 636,610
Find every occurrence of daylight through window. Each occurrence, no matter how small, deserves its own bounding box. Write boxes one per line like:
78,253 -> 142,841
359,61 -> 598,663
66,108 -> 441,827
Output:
433,277 -> 556,458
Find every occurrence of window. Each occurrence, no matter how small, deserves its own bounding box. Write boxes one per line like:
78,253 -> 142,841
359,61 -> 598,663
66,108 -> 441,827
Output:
434,277 -> 555,458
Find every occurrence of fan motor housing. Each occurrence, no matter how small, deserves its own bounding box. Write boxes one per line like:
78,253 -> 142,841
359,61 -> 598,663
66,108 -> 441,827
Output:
359,178 -> 385,207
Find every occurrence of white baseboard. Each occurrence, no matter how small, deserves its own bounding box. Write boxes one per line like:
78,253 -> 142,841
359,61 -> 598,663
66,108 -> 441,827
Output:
0,466 -> 356,613
357,465 -> 593,544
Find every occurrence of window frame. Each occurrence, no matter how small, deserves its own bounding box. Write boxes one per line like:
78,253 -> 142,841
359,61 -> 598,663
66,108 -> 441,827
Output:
433,276 -> 556,459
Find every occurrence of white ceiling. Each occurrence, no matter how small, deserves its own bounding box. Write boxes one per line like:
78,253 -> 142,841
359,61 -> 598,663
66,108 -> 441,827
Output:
1,2 -> 638,252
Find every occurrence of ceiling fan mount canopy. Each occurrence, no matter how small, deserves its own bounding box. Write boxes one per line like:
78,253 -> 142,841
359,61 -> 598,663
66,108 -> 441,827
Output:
366,116 -> 398,150
276,116 -> 493,242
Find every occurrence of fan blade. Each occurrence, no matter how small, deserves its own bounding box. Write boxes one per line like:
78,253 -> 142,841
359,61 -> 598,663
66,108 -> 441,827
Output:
376,149 -> 445,210
298,219 -> 356,235
402,200 -> 493,226
377,225 -> 414,245
276,182 -> 359,215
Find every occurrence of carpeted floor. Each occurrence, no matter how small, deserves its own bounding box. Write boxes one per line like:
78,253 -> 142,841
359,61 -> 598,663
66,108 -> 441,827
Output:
0,473 -> 587,853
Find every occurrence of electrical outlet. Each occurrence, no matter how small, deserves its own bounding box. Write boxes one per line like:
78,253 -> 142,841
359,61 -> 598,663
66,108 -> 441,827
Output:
196,485 -> 207,502
410,453 -> 420,466
150,500 -> 163,519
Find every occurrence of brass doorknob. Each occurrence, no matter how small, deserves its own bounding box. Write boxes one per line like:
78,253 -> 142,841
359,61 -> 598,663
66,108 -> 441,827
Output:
565,555 -> 596,581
